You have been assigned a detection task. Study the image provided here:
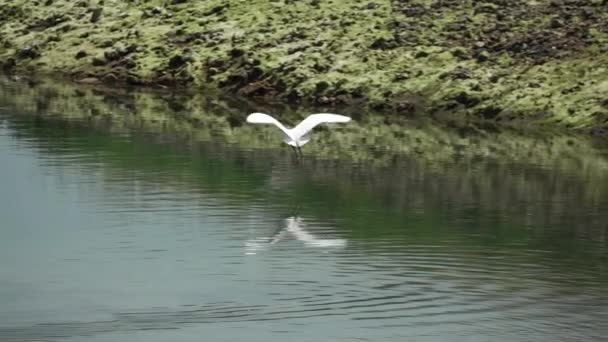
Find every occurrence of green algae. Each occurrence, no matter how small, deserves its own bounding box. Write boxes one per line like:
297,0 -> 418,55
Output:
1,0 -> 608,130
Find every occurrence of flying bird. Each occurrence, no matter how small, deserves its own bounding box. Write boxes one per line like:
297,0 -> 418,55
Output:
246,112 -> 351,156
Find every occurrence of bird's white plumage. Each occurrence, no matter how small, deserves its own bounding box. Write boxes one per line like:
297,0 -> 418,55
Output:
246,112 -> 351,147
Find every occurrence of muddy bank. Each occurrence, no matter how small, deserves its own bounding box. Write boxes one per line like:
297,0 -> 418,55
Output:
1,0 -> 608,131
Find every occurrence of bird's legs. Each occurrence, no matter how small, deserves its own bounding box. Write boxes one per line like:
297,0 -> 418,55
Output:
289,145 -> 300,162
289,144 -> 304,160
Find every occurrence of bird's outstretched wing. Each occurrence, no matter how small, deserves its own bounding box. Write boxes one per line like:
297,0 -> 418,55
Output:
291,113 -> 351,139
246,113 -> 290,137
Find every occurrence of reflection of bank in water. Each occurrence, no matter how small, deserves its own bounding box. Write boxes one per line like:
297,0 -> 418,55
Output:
245,216 -> 347,255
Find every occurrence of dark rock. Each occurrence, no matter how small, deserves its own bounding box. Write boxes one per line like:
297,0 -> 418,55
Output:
220,70 -> 248,88
414,50 -> 429,58
44,0 -> 53,5
440,67 -> 470,80
315,81 -> 329,93
285,89 -> 301,103
27,13 -> 68,30
395,101 -> 415,114
104,50 -> 120,62
228,48 -> 245,58
1,58 -> 16,72
75,50 -> 87,59
92,56 -> 106,66
206,58 -> 226,70
126,74 -> 144,85
287,44 -> 309,54
475,50 -> 490,62
102,73 -> 118,84
246,66 -> 264,82
16,46 -> 40,60
103,45 -> 137,62
489,74 -> 500,83
238,80 -> 274,97
470,83 -> 482,91
90,8 -> 103,23
46,35 -> 61,43
393,72 -> 409,81
476,106 -> 502,119
453,91 -> 481,108
370,37 -> 397,50
99,40 -> 114,48
204,4 -> 229,16
451,48 -> 468,59
168,54 -> 193,69
313,62 -> 329,73
121,58 -> 137,69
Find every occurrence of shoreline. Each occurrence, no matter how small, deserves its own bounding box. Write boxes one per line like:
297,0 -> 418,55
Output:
2,75 -> 607,172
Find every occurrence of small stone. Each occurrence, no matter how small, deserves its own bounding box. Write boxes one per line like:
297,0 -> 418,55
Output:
414,50 -> 429,58
168,54 -> 190,69
315,81 -> 329,93
102,73 -> 118,84
92,56 -> 106,66
393,72 -> 409,81
317,96 -> 331,104
453,91 -> 480,108
104,50 -> 120,61
16,46 -> 40,60
475,50 -> 490,62
364,2 -> 378,10
77,77 -> 100,84
90,8 -> 103,23
122,58 -> 136,69
1,58 -> 16,71
395,101 -> 415,113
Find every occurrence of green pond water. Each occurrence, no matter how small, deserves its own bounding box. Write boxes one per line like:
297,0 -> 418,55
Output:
0,78 -> 607,342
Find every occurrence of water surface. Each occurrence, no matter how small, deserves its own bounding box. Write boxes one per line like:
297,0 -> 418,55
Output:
1,80 -> 608,342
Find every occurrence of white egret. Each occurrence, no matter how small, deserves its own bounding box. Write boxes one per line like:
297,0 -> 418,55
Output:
246,112 -> 351,156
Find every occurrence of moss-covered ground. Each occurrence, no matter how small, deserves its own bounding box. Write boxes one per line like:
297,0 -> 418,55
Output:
1,0 -> 608,131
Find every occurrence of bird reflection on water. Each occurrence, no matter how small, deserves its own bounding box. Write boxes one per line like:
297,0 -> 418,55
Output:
245,216 -> 347,255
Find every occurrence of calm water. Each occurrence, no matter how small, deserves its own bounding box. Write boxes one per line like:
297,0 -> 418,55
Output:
1,87 -> 608,341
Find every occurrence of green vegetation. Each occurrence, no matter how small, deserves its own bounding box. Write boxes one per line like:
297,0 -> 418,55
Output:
1,0 -> 608,131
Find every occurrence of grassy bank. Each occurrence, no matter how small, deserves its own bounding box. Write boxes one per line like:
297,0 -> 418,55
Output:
1,0 -> 608,131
